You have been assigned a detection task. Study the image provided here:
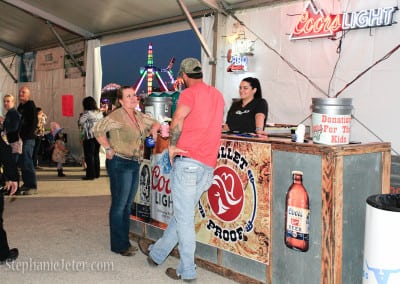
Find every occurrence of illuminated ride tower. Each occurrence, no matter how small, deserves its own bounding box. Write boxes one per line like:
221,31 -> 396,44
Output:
133,43 -> 176,95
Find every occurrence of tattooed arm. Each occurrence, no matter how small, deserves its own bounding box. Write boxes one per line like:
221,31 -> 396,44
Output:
168,103 -> 190,164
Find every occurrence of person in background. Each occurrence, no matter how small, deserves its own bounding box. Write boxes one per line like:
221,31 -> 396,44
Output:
50,122 -> 68,177
100,97 -> 114,116
93,86 -> 160,257
33,107 -> 47,169
79,97 -> 104,180
223,77 -> 268,135
0,94 -> 22,163
77,112 -> 86,170
0,127 -> 19,264
17,86 -> 38,195
138,58 -> 225,281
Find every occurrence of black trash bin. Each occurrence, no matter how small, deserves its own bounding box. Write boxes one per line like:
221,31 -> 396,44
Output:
362,194 -> 400,284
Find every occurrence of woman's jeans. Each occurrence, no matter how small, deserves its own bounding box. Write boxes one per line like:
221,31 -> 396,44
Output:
149,157 -> 214,280
106,155 -> 139,253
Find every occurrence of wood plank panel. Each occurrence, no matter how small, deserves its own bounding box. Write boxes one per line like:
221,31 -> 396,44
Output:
382,150 -> 391,194
320,153 -> 336,283
333,156 -> 343,284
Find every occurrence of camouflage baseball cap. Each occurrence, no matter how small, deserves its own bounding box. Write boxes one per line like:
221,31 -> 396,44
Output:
179,58 -> 202,76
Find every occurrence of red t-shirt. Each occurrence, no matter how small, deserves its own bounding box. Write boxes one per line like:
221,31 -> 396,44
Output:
176,81 -> 225,167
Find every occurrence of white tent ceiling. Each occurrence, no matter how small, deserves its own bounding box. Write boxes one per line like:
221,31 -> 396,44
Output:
0,0 -> 293,58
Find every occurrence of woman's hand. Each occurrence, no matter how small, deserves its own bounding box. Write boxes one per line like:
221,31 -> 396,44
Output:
105,147 -> 115,160
149,123 -> 161,139
222,124 -> 230,132
256,129 -> 268,139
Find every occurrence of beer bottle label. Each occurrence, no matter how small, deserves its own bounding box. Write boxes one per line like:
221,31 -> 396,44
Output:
286,205 -> 310,240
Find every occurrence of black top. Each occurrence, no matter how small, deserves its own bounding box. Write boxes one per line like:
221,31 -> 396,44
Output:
0,138 -> 19,182
3,107 -> 21,143
17,100 -> 38,140
226,98 -> 268,133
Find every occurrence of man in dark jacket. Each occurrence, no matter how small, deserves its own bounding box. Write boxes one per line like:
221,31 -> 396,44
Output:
17,86 -> 38,195
0,135 -> 19,264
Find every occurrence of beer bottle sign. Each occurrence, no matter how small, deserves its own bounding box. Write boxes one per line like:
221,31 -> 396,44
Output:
284,170 -> 310,252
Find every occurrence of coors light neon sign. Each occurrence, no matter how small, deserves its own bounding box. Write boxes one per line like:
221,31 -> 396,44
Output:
290,1 -> 398,40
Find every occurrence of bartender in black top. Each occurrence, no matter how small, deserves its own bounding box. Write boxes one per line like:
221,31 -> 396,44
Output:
223,77 -> 268,135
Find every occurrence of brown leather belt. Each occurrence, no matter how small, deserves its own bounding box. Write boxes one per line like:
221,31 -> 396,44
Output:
115,152 -> 139,161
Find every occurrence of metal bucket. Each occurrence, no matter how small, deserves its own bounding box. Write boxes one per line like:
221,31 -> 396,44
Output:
311,98 -> 353,145
144,96 -> 172,121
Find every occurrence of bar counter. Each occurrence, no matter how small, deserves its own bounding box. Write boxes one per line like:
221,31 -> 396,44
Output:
130,134 -> 391,284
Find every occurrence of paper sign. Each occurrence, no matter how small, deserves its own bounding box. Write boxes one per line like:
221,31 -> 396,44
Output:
62,95 -> 74,117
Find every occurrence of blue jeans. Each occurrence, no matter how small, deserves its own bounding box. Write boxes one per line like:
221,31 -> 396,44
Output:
106,155 -> 139,253
19,139 -> 37,188
149,157 -> 214,280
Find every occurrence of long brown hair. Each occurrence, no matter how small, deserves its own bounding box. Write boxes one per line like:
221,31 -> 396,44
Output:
242,77 -> 262,99
115,86 -> 134,108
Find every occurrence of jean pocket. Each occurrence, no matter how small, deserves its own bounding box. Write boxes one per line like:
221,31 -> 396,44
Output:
180,166 -> 198,186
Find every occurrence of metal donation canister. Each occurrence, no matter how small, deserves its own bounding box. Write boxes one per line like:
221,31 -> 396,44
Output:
311,98 -> 353,145
144,95 -> 172,121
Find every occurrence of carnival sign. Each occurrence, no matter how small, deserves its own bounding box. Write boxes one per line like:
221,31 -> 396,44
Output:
290,1 -> 398,40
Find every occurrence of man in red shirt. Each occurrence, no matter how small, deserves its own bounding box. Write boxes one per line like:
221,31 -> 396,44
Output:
140,58 -> 225,282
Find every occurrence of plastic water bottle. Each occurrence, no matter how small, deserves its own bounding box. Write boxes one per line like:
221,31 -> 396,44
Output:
295,124 -> 306,143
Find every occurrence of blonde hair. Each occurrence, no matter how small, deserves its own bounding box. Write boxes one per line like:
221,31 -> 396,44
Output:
3,94 -> 15,103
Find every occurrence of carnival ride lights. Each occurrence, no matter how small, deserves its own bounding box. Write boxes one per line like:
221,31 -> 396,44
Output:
133,43 -> 176,94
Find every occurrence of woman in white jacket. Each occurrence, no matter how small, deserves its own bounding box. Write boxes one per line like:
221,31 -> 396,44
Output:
79,97 -> 104,180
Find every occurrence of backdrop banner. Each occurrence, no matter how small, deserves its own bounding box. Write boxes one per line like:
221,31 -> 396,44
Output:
36,47 -> 64,71
195,139 -> 272,264
132,138 -> 272,264
64,41 -> 85,79
19,51 -> 36,82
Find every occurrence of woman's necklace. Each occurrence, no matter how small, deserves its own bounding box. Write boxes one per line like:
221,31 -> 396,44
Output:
123,108 -> 145,161
123,108 -> 143,138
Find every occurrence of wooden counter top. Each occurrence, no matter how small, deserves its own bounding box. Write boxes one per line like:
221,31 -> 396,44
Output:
221,133 -> 391,156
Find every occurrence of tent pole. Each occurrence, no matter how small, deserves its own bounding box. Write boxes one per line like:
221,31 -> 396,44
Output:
176,0 -> 215,64
47,21 -> 86,77
0,58 -> 18,83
